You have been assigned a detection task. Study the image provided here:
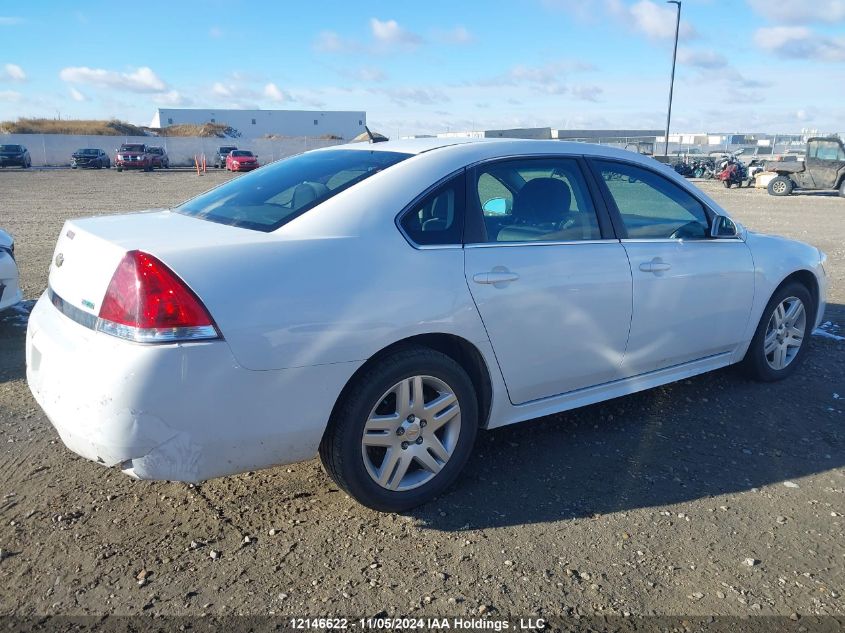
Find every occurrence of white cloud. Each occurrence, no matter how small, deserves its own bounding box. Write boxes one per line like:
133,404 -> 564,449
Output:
314,30 -> 356,53
0,90 -> 21,101
59,66 -> 168,93
570,85 -> 603,102
606,0 -> 696,40
212,81 -> 234,97
434,26 -> 474,44
677,47 -> 728,69
69,87 -> 87,102
747,0 -> 845,24
209,26 -> 223,38
370,18 -> 422,49
0,63 -> 25,82
754,26 -> 845,61
374,86 -> 449,106
0,16 -> 23,26
153,90 -> 189,106
263,82 -> 286,102
347,67 -> 388,82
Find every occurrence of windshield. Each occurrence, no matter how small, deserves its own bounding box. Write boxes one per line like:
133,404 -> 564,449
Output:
148,148 -> 162,154
79,149 -> 98,155
176,149 -> 411,232
231,150 -> 253,157
120,144 -> 144,152
219,147 -> 237,153
0,145 -> 22,152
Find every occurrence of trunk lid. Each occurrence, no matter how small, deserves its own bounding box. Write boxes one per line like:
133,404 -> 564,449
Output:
47,210 -> 272,318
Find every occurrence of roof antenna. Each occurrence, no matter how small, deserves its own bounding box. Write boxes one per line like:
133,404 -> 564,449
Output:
364,125 -> 386,143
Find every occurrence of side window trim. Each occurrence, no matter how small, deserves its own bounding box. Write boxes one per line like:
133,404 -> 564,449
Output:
395,168 -> 467,249
585,157 -> 716,241
464,155 -> 615,245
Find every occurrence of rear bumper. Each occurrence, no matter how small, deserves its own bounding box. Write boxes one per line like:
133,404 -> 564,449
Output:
26,293 -> 360,482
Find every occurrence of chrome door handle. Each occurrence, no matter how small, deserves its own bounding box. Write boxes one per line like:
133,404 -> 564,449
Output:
639,259 -> 671,273
473,271 -> 520,285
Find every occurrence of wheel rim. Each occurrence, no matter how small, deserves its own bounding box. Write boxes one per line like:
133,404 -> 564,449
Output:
764,296 -> 806,370
361,375 -> 461,492
772,180 -> 786,194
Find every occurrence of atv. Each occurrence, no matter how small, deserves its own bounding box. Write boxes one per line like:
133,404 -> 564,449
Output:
766,137 -> 845,197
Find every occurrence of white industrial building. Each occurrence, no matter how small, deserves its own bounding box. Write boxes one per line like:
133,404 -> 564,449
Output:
149,108 -> 366,140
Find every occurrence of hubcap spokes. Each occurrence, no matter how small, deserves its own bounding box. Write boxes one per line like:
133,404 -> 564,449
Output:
362,375 -> 461,492
764,296 -> 806,370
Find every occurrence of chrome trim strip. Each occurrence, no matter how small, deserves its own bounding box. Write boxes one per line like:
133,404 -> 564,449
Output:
48,287 -> 98,330
620,238 -> 743,243
465,239 -> 618,249
47,286 -> 220,344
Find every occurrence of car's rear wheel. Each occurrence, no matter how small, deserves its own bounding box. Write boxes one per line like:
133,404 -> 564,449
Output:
768,176 -> 793,196
839,180 -> 845,198
319,347 -> 478,512
742,281 -> 812,381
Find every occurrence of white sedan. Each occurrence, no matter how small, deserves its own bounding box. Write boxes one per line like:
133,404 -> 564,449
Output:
0,229 -> 22,312
26,139 -> 828,511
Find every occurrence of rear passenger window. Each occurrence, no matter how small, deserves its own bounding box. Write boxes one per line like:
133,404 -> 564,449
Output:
594,160 -> 710,240
473,158 -> 601,243
399,174 -> 465,246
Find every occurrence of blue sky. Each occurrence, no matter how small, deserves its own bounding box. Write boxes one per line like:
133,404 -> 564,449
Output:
1,0 -> 843,135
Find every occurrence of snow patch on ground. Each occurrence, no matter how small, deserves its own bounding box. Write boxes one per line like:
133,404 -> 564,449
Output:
813,321 -> 845,342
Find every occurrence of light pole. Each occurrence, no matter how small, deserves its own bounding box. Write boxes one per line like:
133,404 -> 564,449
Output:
664,0 -> 681,157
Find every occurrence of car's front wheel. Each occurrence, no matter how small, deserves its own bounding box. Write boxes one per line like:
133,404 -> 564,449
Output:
320,347 -> 478,512
742,281 -> 812,381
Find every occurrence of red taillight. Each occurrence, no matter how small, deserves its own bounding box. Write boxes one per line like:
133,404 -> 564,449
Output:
97,250 -> 218,343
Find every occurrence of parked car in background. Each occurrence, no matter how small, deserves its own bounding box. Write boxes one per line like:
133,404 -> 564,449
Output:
0,229 -> 22,312
226,149 -> 259,172
0,144 -> 31,168
71,148 -> 110,169
214,145 -> 238,169
27,138 -> 828,511
115,144 -> 153,172
147,146 -> 170,169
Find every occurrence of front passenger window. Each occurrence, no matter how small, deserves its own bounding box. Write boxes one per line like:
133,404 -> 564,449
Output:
594,160 -> 710,240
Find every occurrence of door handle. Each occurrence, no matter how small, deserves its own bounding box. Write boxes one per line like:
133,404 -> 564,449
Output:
473,271 -> 520,285
639,259 -> 671,273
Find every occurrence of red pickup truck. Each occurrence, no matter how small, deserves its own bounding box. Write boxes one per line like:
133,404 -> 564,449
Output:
115,144 -> 154,172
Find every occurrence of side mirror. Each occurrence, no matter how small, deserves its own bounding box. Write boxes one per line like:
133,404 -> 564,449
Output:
482,197 -> 508,215
711,215 -> 740,238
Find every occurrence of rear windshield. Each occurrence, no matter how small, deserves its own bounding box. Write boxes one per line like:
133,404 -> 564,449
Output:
175,149 -> 412,232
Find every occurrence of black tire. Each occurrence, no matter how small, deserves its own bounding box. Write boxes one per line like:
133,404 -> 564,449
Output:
722,180 -> 731,188
767,176 -> 793,196
319,347 -> 478,512
839,180 -> 845,198
116,167 -> 123,172
741,281 -> 813,382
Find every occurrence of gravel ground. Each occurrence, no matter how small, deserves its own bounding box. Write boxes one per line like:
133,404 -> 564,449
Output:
0,169 -> 843,622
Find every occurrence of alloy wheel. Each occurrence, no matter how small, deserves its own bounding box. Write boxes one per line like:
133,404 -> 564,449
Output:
764,296 -> 806,370
361,375 -> 461,492
772,180 -> 787,194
